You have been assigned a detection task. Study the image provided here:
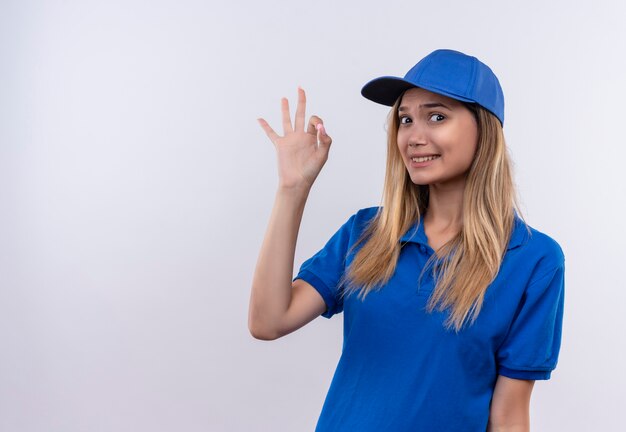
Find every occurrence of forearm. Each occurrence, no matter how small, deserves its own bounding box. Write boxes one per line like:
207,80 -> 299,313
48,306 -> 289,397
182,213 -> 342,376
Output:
486,419 -> 529,432
487,376 -> 533,432
248,186 -> 310,339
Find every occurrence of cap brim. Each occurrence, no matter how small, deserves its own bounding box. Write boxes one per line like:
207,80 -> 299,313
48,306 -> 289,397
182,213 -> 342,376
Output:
361,76 -> 417,106
361,76 -> 476,107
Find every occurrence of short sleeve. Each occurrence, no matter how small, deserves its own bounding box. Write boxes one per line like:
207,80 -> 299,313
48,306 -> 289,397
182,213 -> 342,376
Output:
496,261 -> 566,380
293,210 -> 370,319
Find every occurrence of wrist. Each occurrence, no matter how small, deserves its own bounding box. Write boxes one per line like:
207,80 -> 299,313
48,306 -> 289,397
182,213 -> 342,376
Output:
277,183 -> 312,196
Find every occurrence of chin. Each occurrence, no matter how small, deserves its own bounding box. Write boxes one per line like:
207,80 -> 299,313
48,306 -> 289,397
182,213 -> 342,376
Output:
407,175 -> 432,186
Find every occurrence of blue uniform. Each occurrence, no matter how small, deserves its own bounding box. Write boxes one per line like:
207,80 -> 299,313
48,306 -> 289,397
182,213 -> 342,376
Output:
294,206 -> 565,431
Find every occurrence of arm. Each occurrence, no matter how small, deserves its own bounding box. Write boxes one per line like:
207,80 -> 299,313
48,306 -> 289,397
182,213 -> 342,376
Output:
487,375 -> 535,432
248,187 -> 327,340
248,88 -> 332,341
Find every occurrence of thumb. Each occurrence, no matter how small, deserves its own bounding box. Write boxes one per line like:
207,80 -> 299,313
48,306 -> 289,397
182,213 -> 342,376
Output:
316,123 -> 332,149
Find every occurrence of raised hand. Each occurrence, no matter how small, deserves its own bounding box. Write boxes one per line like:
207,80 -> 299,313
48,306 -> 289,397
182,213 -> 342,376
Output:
257,87 -> 332,191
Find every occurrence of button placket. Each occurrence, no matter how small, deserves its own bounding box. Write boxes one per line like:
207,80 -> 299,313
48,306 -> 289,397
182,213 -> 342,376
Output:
410,242 -> 434,296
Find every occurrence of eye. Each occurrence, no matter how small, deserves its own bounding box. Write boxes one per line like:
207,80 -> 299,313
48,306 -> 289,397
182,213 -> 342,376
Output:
429,113 -> 445,122
399,116 -> 412,124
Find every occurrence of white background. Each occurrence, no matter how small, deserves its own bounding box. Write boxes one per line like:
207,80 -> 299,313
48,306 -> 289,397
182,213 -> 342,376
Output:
1,0 -> 625,431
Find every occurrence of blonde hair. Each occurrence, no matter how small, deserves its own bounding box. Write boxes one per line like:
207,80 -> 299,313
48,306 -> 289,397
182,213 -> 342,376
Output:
338,95 -> 530,332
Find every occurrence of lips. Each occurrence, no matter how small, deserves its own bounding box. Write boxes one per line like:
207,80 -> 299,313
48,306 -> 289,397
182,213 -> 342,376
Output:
409,153 -> 440,157
410,155 -> 441,163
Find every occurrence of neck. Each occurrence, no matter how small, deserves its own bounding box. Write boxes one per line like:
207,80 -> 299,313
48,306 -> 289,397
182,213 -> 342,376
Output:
423,178 -> 466,231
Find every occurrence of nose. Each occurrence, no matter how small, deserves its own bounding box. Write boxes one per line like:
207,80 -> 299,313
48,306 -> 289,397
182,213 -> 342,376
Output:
407,123 -> 427,147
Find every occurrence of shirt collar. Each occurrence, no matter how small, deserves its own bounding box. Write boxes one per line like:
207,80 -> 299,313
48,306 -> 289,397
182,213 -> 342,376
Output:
399,211 -> 527,251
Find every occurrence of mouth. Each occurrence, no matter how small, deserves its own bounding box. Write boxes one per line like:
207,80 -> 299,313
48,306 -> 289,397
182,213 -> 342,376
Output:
410,155 -> 441,163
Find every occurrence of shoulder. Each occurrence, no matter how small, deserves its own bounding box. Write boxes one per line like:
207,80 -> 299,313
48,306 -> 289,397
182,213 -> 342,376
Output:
353,206 -> 381,224
339,206 -> 381,231
513,218 -> 565,285
321,206 -> 380,245
521,223 -> 565,266
335,206 -> 381,245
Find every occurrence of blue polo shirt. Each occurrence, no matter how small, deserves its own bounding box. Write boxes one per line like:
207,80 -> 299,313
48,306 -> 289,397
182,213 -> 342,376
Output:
294,206 -> 565,432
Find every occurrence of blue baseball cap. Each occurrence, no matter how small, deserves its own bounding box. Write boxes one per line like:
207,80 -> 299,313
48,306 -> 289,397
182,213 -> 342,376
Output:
361,49 -> 505,125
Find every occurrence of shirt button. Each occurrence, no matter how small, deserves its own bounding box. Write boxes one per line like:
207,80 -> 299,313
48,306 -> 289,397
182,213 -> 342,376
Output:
419,245 -> 426,253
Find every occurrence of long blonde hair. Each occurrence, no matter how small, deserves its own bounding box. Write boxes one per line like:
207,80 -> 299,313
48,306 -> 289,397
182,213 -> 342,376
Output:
338,95 -> 529,332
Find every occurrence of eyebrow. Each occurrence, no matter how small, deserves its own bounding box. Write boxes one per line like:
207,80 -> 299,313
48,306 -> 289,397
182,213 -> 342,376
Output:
398,102 -> 453,112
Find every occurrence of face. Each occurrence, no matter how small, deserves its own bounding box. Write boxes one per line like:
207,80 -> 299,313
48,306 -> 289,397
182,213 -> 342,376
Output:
396,87 -> 478,188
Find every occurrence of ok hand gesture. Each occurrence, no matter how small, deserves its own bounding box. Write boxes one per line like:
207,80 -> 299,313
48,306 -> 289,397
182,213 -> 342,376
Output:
257,87 -> 332,191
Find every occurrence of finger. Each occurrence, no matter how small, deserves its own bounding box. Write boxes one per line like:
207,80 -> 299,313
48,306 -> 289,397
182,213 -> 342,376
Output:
294,87 -> 306,132
307,115 -> 322,135
257,118 -> 280,142
281,97 -> 293,133
316,123 -> 332,150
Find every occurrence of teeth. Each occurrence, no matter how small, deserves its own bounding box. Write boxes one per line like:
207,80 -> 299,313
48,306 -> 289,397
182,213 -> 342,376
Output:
411,155 -> 440,163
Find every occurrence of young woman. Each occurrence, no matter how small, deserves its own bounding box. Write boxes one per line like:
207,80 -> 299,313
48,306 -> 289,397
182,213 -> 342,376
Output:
249,49 -> 565,431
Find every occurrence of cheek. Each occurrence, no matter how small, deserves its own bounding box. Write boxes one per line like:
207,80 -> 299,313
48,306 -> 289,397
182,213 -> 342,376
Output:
445,128 -> 478,163
396,131 -> 407,149
463,137 -> 478,161
396,135 -> 411,159
466,132 -> 479,161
